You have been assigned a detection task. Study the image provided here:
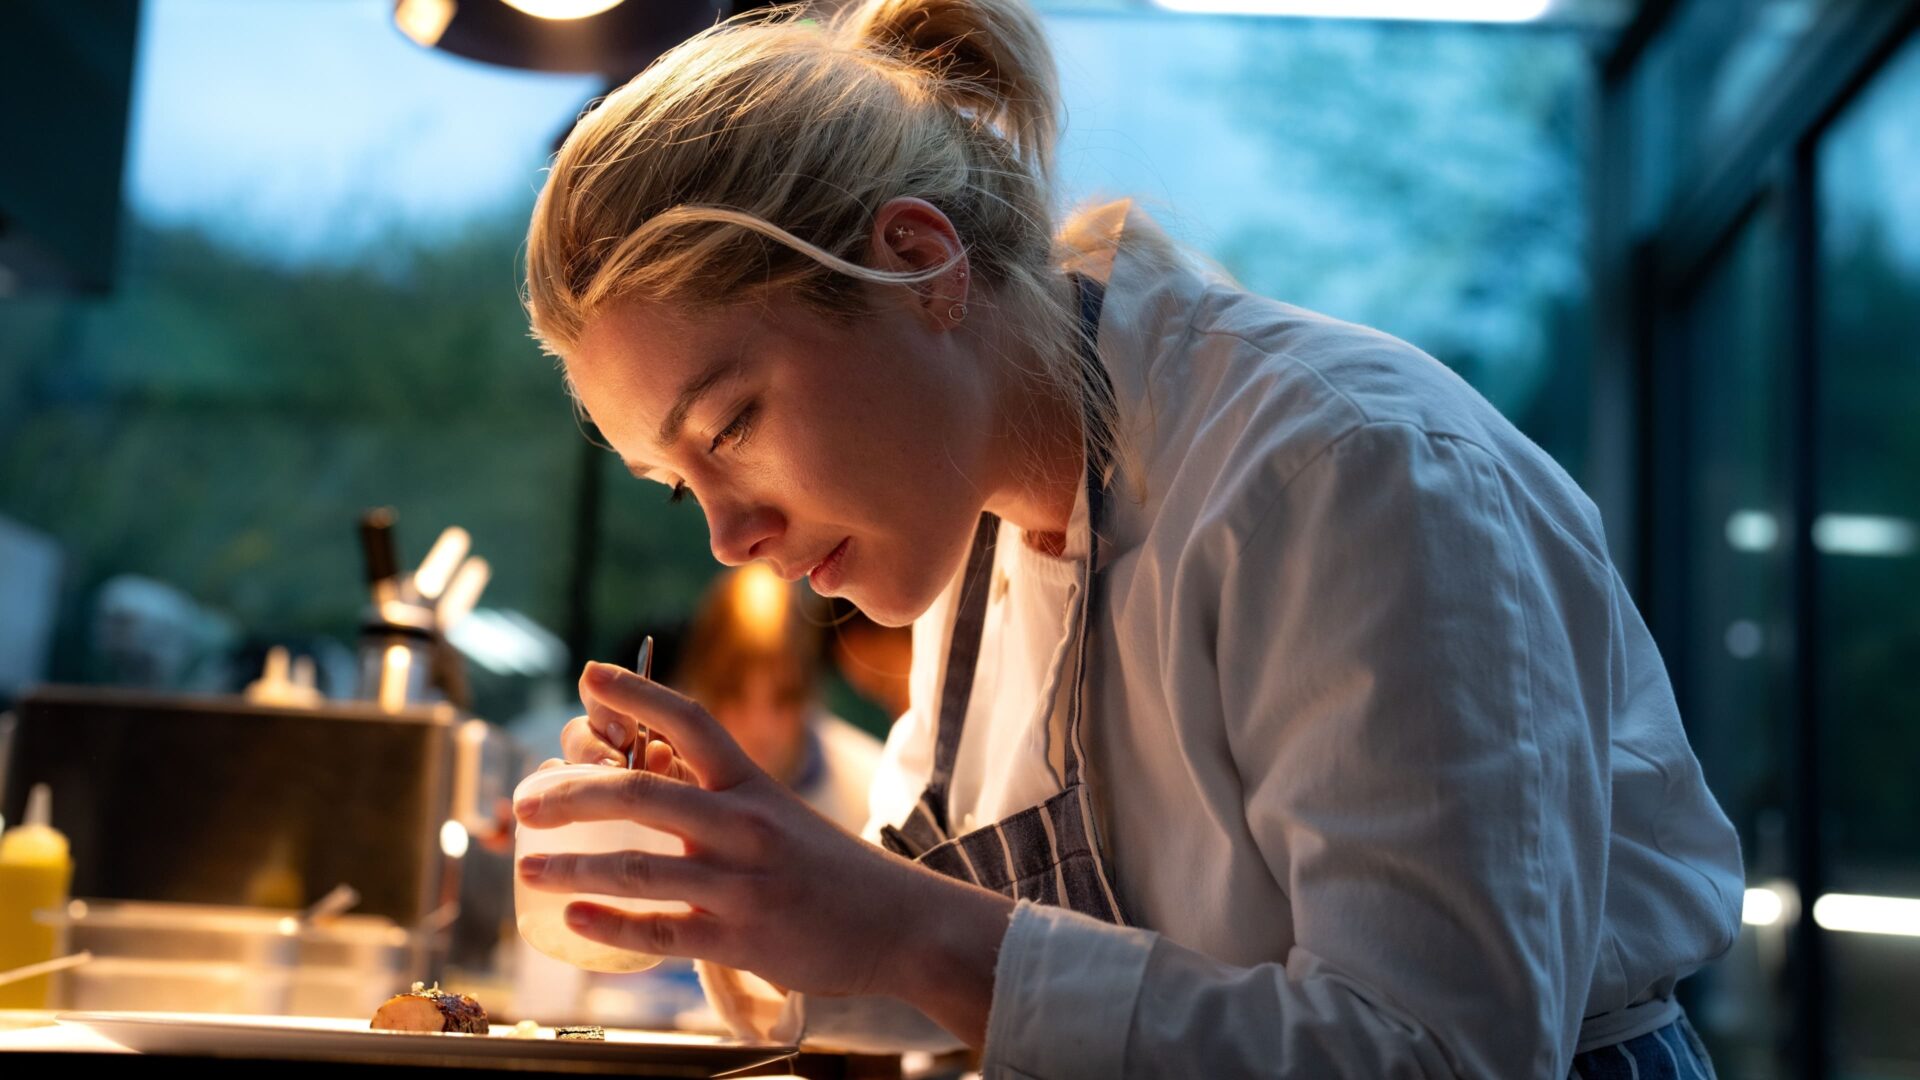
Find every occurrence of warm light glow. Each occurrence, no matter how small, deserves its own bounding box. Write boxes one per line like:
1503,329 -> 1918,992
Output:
1743,886 -> 1785,927
413,526 -> 471,601
438,556 -> 492,630
733,563 -> 790,646
379,644 -> 413,713
1148,0 -> 1549,21
499,0 -> 627,19
440,819 -> 471,860
393,0 -> 456,46
1813,893 -> 1920,938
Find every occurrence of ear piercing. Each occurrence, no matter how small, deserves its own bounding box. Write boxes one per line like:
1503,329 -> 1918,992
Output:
891,225 -> 915,240
948,303 -> 968,322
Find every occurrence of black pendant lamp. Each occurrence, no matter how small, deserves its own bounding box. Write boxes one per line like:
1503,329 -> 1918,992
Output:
392,0 -> 736,77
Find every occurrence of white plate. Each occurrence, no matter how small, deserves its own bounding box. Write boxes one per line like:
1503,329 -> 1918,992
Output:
55,1012 -> 796,1075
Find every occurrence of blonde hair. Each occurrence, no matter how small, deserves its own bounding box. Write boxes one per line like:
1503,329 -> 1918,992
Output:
523,0 -> 1134,492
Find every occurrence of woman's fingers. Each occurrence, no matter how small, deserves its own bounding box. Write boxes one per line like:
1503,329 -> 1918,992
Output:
562,902 -> 724,962
560,716 -> 626,768
587,698 -> 640,758
518,849 -> 721,906
643,739 -> 700,784
514,764 -> 721,839
580,662 -> 757,789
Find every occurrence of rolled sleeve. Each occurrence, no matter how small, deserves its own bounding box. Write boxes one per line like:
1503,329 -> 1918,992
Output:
982,900 -> 1157,1079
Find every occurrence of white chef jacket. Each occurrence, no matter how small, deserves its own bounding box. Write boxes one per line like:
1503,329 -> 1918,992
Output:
701,199 -> 1745,1078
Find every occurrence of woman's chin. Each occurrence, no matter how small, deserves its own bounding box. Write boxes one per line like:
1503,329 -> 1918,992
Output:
838,578 -> 931,629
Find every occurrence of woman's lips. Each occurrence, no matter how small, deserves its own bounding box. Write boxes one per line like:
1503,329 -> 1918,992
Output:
807,537 -> 850,593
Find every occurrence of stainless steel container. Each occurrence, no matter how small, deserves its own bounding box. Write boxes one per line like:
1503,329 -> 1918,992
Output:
51,900 -> 414,1017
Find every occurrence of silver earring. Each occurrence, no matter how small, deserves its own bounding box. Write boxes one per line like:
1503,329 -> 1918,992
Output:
891,226 -> 914,240
948,302 -> 968,322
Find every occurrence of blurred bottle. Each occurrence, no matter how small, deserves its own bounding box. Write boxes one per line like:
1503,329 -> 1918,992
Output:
354,508 -> 439,711
0,785 -> 74,1008
243,833 -> 306,911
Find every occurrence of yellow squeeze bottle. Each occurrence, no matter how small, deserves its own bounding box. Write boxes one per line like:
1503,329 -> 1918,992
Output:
0,785 -> 74,1009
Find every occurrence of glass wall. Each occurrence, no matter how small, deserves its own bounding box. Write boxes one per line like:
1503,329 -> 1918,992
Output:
1814,28 -> 1920,1078
1048,14 -> 1593,473
1628,0 -> 1839,234
1615,1 -> 1920,1075
1675,203 -> 1796,1080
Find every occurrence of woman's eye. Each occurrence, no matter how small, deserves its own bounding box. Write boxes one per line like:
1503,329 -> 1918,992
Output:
666,481 -> 689,505
711,403 -> 757,452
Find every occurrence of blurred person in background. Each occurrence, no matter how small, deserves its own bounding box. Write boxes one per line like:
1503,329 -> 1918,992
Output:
674,564 -> 880,832
823,597 -> 912,724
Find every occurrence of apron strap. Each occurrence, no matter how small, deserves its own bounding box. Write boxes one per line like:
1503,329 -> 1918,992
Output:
920,273 -> 1110,813
1062,274 -> 1109,788
920,511 -> 1000,814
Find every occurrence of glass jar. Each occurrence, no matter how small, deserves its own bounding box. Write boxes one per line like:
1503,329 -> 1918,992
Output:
512,764 -> 687,973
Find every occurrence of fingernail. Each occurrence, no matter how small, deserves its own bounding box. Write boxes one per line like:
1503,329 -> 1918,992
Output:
520,855 -> 548,879
514,795 -> 542,820
598,756 -> 624,768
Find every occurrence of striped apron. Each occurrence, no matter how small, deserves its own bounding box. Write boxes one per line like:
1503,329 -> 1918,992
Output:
1568,1014 -> 1719,1079
879,273 -> 1129,925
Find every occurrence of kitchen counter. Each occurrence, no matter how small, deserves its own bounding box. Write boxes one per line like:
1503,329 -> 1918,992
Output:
0,1012 -> 900,1079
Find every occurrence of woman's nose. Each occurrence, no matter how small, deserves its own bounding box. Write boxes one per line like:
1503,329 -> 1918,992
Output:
706,498 -> 784,566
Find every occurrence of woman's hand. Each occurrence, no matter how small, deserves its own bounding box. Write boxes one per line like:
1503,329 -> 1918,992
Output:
517,661 -> 1014,1034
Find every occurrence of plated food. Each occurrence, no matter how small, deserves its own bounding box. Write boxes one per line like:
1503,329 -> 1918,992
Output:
369,983 -> 489,1034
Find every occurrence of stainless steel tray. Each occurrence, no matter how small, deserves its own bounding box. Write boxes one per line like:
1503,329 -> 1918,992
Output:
56,1012 -> 797,1076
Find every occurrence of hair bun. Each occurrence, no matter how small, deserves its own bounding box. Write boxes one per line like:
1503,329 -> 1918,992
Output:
837,0 -> 1060,175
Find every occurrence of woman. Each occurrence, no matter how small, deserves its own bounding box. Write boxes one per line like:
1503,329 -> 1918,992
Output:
511,0 -> 1745,1074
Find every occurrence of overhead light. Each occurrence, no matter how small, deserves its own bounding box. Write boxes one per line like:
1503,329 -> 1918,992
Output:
500,0 -> 629,18
440,819 -> 472,859
1147,0 -> 1551,21
1742,885 -> 1787,927
1726,510 -> 1780,553
734,563 -> 790,646
1812,513 -> 1917,558
1723,620 -> 1764,660
1724,508 -> 1917,557
392,0 -> 721,75
1813,893 -> 1920,938
394,0 -> 456,46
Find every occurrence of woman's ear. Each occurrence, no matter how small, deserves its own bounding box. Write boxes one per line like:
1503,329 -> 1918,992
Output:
870,197 -> 970,330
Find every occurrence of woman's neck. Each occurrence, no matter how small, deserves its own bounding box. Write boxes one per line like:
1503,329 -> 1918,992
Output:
978,279 -> 1084,553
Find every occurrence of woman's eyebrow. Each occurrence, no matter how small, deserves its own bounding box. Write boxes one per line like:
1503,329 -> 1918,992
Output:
656,355 -> 747,450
